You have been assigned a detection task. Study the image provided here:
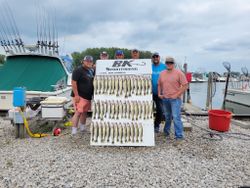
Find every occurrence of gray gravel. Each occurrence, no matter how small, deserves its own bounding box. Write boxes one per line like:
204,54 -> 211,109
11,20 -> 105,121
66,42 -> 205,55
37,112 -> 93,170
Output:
0,116 -> 250,188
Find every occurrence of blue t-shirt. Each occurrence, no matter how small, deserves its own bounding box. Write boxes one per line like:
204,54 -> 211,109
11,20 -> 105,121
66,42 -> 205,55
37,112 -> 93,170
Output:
152,62 -> 166,95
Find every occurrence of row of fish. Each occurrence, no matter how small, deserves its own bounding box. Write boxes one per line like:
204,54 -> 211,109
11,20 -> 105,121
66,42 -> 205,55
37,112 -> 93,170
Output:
93,75 -> 152,97
92,100 -> 153,120
91,121 -> 143,143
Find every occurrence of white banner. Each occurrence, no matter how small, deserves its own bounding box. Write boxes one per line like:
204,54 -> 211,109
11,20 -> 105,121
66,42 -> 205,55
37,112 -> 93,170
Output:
95,59 -> 152,75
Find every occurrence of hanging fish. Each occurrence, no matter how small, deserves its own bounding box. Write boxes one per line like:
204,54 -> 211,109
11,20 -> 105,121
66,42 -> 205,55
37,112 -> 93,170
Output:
90,122 -> 94,142
126,123 -> 131,142
102,122 -> 106,142
111,101 -> 115,119
98,122 -> 103,142
103,101 -> 107,118
95,100 -> 100,119
118,76 -> 123,96
127,76 -> 131,97
119,123 -> 123,143
134,101 -> 138,120
123,123 -> 127,143
114,76 -> 119,96
107,77 -> 111,95
134,76 -> 138,95
118,100 -> 123,119
134,122 -> 138,142
110,123 -> 114,144
104,76 -> 108,94
94,122 -> 98,142
142,101 -> 147,120
123,76 -> 127,98
148,75 -> 152,95
114,123 -> 119,142
106,122 -> 110,142
138,76 -> 142,95
91,102 -> 96,119
131,122 -> 134,143
130,101 -> 135,121
139,123 -> 143,142
122,102 -> 126,119
100,102 -> 104,120
111,76 -> 115,95
138,101 -> 142,119
131,75 -> 135,95
115,101 -> 119,119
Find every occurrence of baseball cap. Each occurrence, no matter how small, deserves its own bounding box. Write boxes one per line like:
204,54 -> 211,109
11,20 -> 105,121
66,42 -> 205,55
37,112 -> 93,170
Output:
152,52 -> 159,57
165,57 -> 175,64
83,55 -> 93,61
100,51 -> 108,55
132,48 -> 139,53
115,50 -> 124,56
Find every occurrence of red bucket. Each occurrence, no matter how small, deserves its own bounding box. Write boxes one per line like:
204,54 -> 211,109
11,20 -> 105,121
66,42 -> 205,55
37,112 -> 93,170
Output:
208,109 -> 232,132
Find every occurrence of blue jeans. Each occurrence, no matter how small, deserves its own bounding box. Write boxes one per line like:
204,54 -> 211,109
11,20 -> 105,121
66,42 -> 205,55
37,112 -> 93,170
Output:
162,98 -> 184,139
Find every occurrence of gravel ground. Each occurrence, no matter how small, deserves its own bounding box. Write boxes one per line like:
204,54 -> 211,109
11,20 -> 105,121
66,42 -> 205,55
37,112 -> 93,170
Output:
0,116 -> 250,188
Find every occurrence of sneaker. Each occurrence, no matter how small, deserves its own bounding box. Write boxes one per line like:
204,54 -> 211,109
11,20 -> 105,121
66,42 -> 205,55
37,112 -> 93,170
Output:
154,127 -> 160,133
173,139 -> 184,147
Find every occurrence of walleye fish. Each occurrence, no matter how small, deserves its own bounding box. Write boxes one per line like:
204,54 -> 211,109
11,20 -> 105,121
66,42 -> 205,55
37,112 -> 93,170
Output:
111,76 -> 115,95
138,101 -> 142,119
115,101 -> 119,119
95,100 -> 100,119
118,76 -> 123,96
102,122 -> 106,142
139,123 -> 143,142
119,123 -> 123,143
123,76 -> 127,98
123,123 -> 127,143
100,102 -> 104,120
122,102 -> 126,118
98,122 -> 102,142
118,101 -> 123,119
131,76 -> 135,94
90,122 -> 94,142
126,123 -> 131,142
142,101 -> 147,120
138,76 -> 142,95
148,76 -> 152,95
131,123 -> 134,143
107,77 -> 112,95
127,76 -> 131,97
91,102 -> 96,119
106,122 -> 110,142
126,102 -> 130,119
134,122 -> 138,142
149,101 -> 153,119
115,76 -> 119,96
103,101 -> 107,118
111,101 -> 115,119
134,101 -> 138,120
104,76 -> 108,94
114,123 -> 119,142
94,122 -> 98,142
134,76 -> 138,95
130,101 -> 135,121
110,123 -> 114,144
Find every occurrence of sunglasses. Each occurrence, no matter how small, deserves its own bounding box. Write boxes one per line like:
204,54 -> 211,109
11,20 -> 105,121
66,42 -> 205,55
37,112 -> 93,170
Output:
165,61 -> 174,64
152,55 -> 159,58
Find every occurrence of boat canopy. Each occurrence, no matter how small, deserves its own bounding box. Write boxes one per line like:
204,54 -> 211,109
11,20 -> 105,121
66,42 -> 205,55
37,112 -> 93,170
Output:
0,55 -> 68,92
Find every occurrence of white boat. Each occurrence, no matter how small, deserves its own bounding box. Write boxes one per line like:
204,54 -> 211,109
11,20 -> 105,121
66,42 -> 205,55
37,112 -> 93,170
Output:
0,6 -> 72,111
226,88 -> 250,107
0,51 -> 72,111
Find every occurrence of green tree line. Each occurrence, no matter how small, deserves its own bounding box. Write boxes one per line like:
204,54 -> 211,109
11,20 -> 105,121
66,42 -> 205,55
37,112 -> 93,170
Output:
71,47 -> 152,67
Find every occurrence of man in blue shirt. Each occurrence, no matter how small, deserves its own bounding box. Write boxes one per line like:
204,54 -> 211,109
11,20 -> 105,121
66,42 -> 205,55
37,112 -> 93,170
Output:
152,52 -> 166,133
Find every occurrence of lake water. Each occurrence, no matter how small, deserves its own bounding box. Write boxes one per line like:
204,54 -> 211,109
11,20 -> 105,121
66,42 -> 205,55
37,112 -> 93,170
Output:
189,82 -> 225,109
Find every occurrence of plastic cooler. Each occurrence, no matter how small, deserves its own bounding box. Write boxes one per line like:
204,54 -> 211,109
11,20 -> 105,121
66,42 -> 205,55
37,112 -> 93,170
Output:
208,109 -> 232,132
13,87 -> 26,107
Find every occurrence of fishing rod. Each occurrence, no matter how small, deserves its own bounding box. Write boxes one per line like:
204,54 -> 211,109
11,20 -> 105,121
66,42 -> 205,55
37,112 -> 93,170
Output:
2,4 -> 19,53
5,2 -> 25,53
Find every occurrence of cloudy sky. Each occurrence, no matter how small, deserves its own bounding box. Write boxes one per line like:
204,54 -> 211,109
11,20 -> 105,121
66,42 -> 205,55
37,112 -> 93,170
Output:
1,0 -> 250,73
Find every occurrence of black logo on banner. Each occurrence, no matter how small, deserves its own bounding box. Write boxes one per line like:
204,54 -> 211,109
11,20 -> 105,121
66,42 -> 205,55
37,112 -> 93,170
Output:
112,60 -> 132,67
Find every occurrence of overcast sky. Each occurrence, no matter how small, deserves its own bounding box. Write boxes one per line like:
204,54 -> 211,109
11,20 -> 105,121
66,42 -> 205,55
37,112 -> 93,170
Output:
0,0 -> 250,73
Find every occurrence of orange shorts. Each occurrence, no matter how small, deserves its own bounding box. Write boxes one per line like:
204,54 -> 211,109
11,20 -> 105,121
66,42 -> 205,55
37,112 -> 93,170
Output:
73,97 -> 91,113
